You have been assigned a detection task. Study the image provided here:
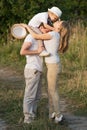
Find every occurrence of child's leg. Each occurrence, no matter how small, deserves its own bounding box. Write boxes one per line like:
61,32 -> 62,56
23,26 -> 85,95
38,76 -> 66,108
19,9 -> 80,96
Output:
30,27 -> 50,57
30,27 -> 44,47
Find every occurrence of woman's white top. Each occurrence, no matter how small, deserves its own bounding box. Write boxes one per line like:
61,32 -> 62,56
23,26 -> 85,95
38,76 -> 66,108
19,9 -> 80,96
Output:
44,31 -> 60,63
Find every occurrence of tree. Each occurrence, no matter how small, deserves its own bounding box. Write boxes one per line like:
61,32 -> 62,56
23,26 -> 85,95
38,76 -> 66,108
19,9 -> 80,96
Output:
0,0 -> 87,43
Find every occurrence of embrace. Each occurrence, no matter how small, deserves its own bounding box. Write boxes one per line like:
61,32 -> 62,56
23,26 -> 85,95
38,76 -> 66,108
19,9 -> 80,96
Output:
20,6 -> 70,124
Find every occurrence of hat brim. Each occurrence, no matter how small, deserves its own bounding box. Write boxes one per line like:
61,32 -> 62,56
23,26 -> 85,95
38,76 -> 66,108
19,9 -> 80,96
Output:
48,8 -> 58,17
11,24 -> 27,39
48,8 -> 53,13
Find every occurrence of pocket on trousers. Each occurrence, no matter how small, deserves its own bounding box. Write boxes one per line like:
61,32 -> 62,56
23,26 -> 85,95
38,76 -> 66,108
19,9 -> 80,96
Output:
24,69 -> 35,79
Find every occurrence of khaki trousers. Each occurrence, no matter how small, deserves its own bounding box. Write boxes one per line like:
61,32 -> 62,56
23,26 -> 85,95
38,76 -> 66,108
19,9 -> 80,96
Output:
46,63 -> 61,117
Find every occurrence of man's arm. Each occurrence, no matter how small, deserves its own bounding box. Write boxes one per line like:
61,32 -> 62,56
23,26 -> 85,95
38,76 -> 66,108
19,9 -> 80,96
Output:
20,42 -> 44,56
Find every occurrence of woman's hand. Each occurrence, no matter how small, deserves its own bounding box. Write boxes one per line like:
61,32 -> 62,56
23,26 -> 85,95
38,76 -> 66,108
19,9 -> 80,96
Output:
20,23 -> 33,34
37,44 -> 45,54
20,23 -> 29,29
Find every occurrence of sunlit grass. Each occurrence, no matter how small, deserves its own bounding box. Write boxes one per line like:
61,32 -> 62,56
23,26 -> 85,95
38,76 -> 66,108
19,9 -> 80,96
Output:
0,21 -> 87,129
59,21 -> 87,115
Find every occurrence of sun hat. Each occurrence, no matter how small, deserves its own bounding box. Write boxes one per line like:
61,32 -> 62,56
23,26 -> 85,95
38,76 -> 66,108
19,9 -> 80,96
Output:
48,6 -> 62,17
11,24 -> 27,39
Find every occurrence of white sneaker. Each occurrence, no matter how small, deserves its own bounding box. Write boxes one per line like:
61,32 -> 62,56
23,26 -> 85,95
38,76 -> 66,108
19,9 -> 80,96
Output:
39,50 -> 50,57
50,112 -> 56,119
32,114 -> 36,120
24,117 -> 33,124
55,115 -> 63,123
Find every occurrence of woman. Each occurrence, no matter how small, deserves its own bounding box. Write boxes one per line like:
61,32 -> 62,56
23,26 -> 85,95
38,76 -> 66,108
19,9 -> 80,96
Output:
21,21 -> 70,123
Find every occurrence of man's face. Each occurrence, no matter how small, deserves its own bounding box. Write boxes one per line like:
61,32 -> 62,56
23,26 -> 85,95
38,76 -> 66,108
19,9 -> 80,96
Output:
39,26 -> 50,33
48,11 -> 59,22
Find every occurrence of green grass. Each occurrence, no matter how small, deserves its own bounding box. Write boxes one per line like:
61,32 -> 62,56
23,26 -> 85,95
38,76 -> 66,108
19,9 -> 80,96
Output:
0,40 -> 25,72
0,41 -> 69,129
0,21 -> 87,129
59,21 -> 87,115
0,87 -> 69,130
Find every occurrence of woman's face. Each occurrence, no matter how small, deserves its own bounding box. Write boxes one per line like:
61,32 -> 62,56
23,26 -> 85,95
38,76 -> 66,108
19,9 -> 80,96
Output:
53,21 -> 63,32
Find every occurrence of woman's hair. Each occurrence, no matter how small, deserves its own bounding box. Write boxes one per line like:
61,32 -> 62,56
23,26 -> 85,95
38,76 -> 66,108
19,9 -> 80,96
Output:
58,21 -> 70,53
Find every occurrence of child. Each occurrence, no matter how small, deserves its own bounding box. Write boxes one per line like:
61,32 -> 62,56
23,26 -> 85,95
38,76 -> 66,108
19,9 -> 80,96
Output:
28,6 -> 62,56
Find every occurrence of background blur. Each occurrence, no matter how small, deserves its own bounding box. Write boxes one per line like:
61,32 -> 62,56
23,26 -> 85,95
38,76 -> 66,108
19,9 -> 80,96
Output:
0,0 -> 87,43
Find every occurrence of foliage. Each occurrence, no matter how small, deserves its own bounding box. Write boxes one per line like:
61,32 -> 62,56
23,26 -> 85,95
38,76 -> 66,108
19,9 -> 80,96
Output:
0,21 -> 87,128
0,0 -> 87,43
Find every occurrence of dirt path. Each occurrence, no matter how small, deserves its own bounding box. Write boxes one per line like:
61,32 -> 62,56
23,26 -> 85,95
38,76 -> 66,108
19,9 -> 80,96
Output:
0,67 -> 24,130
60,99 -> 87,130
0,67 -> 87,130
0,118 -> 8,130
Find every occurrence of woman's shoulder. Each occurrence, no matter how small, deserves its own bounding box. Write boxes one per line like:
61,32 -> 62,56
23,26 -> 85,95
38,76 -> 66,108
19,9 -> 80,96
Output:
48,31 -> 60,37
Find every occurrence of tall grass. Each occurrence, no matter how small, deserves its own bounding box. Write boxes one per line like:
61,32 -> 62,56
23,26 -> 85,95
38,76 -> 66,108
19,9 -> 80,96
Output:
0,21 -> 87,129
0,39 -> 25,72
59,21 -> 87,115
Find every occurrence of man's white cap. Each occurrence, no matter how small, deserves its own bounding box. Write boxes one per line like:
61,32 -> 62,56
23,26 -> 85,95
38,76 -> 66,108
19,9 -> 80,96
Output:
48,6 -> 62,17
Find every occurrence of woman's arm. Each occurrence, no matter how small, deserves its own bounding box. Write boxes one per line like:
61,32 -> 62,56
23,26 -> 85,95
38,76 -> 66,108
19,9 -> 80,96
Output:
20,24 -> 52,40
43,23 -> 54,31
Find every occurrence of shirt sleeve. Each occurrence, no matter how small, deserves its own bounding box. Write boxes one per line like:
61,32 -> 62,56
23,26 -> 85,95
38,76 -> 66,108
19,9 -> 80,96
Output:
48,31 -> 60,38
48,31 -> 54,37
40,13 -> 48,24
24,34 -> 33,44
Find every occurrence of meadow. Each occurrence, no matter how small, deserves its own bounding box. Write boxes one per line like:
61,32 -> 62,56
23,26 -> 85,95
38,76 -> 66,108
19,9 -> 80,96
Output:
0,21 -> 87,130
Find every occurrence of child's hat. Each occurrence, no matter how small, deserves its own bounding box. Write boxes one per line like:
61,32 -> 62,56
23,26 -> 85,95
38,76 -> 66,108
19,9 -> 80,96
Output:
48,6 -> 62,17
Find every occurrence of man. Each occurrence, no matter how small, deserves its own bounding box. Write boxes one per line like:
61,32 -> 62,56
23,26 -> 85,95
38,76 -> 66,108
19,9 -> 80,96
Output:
20,29 -> 44,124
20,21 -> 66,124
